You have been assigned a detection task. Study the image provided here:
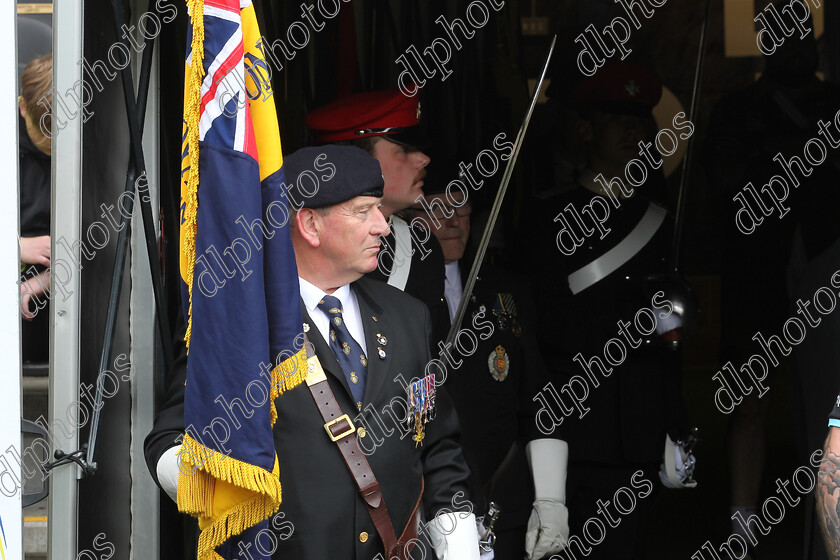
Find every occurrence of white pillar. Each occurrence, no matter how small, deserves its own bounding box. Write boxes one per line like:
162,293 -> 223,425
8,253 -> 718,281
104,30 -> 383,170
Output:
49,0 -> 84,558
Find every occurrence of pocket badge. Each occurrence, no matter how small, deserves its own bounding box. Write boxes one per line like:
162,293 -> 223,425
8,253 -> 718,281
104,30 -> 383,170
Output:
488,345 -> 510,381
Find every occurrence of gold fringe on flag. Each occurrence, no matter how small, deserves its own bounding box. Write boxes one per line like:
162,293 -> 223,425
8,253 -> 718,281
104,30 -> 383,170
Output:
178,435 -> 283,560
182,0 -> 205,349
176,349 -> 307,558
269,349 -> 309,425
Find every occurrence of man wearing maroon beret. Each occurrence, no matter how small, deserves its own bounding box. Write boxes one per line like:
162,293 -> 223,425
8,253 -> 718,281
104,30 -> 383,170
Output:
306,89 -> 450,348
528,63 -> 695,559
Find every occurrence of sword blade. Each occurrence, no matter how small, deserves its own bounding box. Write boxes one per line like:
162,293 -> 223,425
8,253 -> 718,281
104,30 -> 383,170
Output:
443,35 -> 557,350
671,0 -> 712,275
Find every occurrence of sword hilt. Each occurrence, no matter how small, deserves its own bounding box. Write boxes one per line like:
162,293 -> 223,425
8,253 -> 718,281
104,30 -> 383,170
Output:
484,502 -> 501,534
680,427 -> 700,484
682,427 -> 700,455
478,502 -> 502,552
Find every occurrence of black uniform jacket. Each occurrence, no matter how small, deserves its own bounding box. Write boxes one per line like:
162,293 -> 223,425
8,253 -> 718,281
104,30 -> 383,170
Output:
531,185 -> 687,466
144,277 -> 471,559
444,260 -> 558,530
19,114 -> 50,238
19,114 -> 51,363
367,215 -> 450,347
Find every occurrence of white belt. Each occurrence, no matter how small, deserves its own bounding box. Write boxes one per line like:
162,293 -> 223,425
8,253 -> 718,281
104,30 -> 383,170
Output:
567,203 -> 667,295
387,216 -> 412,291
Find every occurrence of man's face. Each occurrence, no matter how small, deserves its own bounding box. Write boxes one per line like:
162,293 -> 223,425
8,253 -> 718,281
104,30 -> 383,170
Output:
585,111 -> 654,170
371,138 -> 430,215
318,196 -> 390,281
410,192 -> 471,264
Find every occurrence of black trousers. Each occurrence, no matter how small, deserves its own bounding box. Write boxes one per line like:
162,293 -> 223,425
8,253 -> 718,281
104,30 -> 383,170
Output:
492,525 -> 527,559
565,463 -> 659,560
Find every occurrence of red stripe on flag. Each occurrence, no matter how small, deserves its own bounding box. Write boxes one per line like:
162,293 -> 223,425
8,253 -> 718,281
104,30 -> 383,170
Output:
200,41 -> 245,116
204,0 -> 239,13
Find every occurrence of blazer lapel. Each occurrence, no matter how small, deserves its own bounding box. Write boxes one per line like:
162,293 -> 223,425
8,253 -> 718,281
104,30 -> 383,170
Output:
353,282 -> 393,404
301,306 -> 354,399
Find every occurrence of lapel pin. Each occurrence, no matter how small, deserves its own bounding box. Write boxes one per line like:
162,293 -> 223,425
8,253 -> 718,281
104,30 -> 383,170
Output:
303,322 -> 310,333
371,316 -> 378,322
378,347 -> 387,359
377,333 -> 387,346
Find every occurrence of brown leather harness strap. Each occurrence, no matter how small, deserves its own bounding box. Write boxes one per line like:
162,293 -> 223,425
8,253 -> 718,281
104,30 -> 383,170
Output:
302,335 -> 420,559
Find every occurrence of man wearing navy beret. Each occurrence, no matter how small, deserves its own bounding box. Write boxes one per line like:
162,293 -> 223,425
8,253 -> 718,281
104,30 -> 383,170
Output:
306,90 -> 451,348
145,145 -> 480,559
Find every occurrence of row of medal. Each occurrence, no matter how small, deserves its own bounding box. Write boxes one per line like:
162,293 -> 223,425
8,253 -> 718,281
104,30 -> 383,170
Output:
407,373 -> 436,446
402,292 -> 519,445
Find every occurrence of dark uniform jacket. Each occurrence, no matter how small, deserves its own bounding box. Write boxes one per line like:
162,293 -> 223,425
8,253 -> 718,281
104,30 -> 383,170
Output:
367,215 -> 450,347
531,185 -> 687,466
444,261 -> 557,531
20,115 -> 51,238
19,114 -> 51,364
144,277 -> 471,559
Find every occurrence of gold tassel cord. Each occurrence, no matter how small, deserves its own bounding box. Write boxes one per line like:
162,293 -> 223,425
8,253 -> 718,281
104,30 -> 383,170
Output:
183,0 -> 205,349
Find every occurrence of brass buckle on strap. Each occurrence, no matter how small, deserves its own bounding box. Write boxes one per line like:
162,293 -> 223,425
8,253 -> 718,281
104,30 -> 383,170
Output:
325,414 -> 355,442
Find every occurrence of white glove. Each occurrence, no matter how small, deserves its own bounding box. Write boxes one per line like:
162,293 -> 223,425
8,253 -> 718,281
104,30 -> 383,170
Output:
156,445 -> 182,502
658,434 -> 697,489
525,439 -> 570,559
525,499 -> 569,559
424,511 -> 481,560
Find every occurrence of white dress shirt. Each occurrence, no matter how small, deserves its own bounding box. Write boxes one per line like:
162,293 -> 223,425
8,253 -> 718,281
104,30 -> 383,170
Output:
298,277 -> 368,354
444,261 -> 463,323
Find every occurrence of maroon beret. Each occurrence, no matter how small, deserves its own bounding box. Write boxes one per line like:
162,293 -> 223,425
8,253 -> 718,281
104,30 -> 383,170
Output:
305,89 -> 424,146
570,63 -> 662,117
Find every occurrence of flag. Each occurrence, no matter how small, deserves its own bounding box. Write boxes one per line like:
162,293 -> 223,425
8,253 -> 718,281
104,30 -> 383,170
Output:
178,0 -> 307,558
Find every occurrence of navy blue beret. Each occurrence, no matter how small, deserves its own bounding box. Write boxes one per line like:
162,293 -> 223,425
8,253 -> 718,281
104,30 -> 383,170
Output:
284,145 -> 384,209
